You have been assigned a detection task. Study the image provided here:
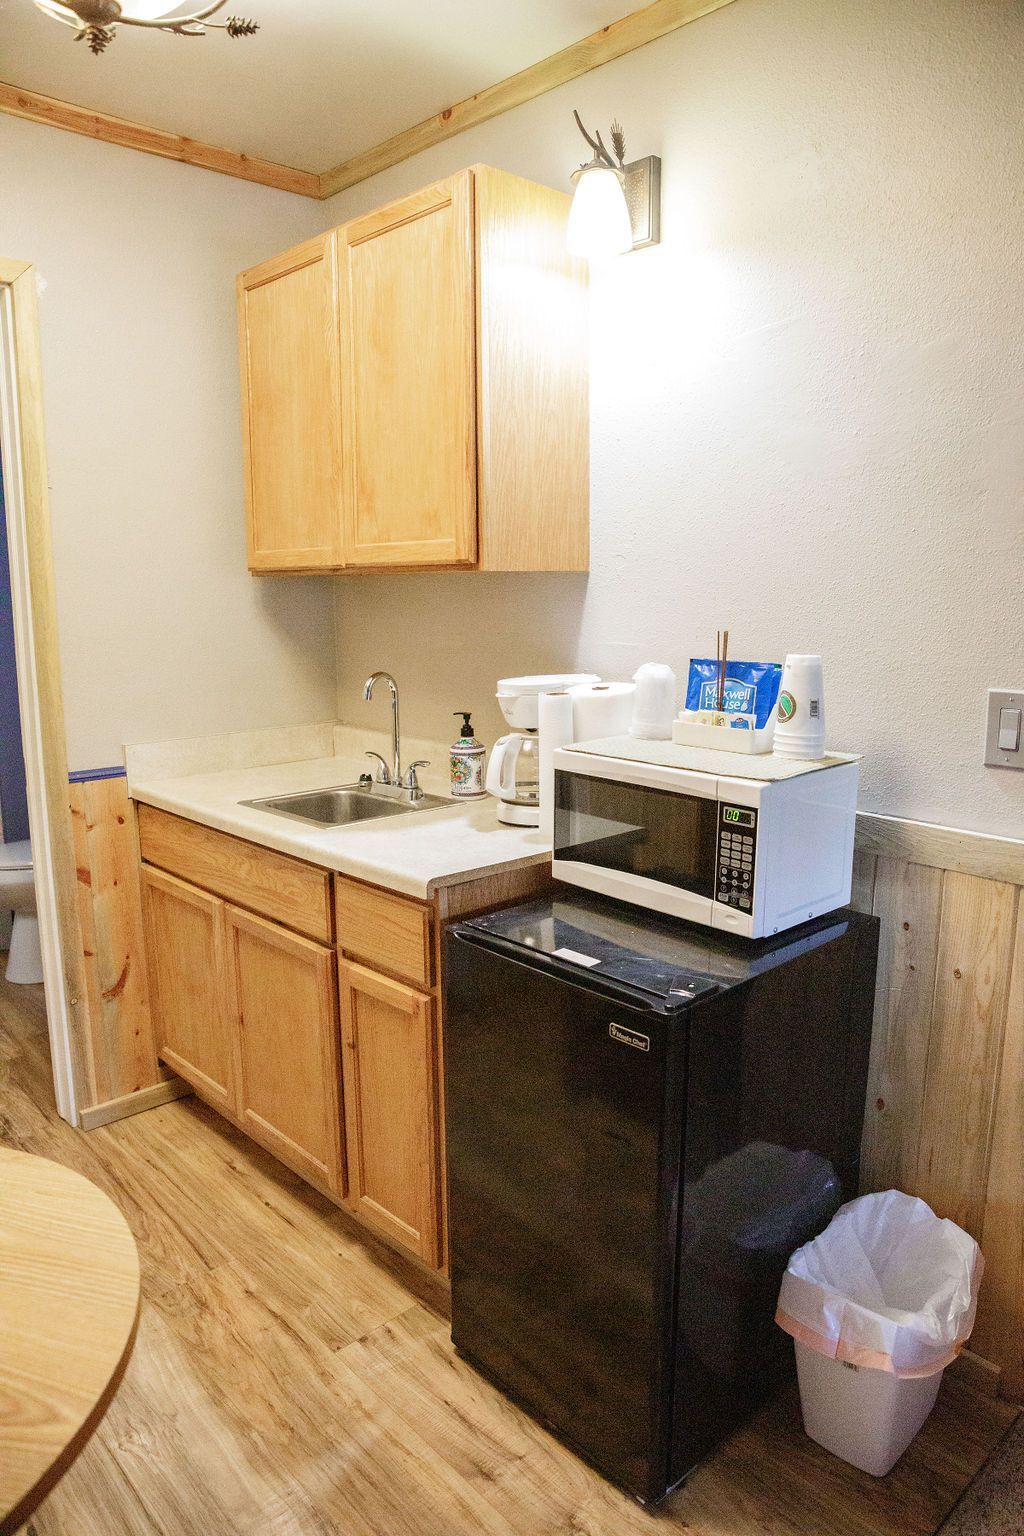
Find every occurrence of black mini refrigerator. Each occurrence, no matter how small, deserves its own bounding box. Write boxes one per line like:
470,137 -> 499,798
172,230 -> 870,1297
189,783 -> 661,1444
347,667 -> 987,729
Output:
443,890 -> 879,1504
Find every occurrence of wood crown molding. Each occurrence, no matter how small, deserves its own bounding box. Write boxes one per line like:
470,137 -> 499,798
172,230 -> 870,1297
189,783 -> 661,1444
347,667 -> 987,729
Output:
1,0 -> 740,200
318,0 -> 738,199
0,82 -> 320,198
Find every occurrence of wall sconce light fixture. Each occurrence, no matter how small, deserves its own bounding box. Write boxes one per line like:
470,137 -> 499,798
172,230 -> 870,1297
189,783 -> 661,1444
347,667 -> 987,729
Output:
567,111 -> 661,260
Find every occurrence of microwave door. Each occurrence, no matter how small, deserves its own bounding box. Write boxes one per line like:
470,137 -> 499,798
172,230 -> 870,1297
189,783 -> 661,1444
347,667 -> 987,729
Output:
552,767 -> 718,926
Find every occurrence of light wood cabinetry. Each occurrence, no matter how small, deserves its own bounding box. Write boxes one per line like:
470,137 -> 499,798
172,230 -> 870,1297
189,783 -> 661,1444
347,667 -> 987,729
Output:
139,807 -> 551,1274
334,875 -> 433,989
339,173 -> 477,569
138,803 -> 332,943
141,825 -> 346,1200
236,164 -> 588,574
225,905 -> 345,1194
237,234 -> 343,571
339,961 -> 441,1265
141,866 -> 234,1113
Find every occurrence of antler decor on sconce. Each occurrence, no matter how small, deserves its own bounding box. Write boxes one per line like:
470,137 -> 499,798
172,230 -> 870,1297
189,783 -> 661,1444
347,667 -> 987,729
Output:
33,0 -> 258,54
567,110 -> 661,260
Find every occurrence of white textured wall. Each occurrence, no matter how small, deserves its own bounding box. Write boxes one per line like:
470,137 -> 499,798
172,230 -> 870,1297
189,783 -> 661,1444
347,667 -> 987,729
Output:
326,0 -> 1024,838
2,116 -> 333,770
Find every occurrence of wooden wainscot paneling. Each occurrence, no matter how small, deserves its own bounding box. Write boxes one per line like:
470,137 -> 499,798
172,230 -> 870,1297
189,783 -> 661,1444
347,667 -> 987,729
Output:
914,871 -> 1017,1239
853,813 -> 1024,1402
860,858 -> 943,1195
69,772 -> 164,1108
971,901 -> 1024,1397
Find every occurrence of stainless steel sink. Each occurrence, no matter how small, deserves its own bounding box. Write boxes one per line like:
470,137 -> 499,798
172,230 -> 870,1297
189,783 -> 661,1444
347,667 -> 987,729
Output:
239,781 -> 455,828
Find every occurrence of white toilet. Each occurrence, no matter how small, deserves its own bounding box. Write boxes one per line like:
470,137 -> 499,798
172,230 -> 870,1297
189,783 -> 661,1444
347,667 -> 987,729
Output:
0,839 -> 43,984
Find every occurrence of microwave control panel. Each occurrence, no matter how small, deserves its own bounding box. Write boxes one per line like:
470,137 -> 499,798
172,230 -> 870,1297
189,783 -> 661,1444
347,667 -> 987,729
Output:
716,804 -> 758,911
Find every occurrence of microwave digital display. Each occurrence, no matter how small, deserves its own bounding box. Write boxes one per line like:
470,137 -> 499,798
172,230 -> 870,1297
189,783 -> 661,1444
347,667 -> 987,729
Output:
723,807 -> 756,827
553,771 -> 718,899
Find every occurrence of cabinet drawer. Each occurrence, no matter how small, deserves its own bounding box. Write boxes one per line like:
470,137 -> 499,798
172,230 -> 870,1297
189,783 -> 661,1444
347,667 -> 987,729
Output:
335,875 -> 433,988
139,804 -> 332,944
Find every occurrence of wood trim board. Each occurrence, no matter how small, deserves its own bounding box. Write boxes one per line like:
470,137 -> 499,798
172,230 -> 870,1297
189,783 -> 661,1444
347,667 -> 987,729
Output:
856,811 -> 1024,887
0,261 -> 90,1119
318,0 -> 739,198
0,0 -> 740,199
0,82 -> 319,197
70,773 -> 163,1106
78,1076 -> 193,1132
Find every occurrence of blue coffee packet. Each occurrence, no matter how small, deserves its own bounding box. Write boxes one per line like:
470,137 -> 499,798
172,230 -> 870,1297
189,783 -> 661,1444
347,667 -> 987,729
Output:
685,659 -> 783,729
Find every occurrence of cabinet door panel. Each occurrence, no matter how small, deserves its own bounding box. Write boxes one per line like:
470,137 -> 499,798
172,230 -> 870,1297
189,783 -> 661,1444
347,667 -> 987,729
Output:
227,905 -> 345,1195
238,234 -> 343,570
339,172 -> 477,568
339,960 -> 441,1265
142,867 -> 233,1110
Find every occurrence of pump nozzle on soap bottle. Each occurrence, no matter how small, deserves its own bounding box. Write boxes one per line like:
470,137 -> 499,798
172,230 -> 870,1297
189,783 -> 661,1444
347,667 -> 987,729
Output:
450,711 -> 486,799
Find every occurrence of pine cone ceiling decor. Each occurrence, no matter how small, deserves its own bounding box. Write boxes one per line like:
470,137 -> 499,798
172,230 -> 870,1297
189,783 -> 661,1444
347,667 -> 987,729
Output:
35,0 -> 259,50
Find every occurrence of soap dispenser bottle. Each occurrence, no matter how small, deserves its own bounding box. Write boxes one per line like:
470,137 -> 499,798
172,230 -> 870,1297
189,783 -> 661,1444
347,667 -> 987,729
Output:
450,711 -> 486,799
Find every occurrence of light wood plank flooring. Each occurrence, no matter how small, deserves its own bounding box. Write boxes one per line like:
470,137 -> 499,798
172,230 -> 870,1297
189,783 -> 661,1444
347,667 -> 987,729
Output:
1,972 -> 1016,1536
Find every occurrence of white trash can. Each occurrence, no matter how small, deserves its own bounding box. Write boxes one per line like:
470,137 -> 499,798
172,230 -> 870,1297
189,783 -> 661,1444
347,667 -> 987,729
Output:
776,1191 -> 982,1477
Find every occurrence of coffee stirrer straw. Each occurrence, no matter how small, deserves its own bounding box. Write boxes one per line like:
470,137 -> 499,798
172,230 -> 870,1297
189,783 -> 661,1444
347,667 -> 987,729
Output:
717,629 -> 729,715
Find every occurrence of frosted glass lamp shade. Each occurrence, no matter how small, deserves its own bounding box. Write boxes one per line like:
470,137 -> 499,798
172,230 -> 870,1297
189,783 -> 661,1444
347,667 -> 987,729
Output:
567,165 -> 633,260
35,0 -> 189,19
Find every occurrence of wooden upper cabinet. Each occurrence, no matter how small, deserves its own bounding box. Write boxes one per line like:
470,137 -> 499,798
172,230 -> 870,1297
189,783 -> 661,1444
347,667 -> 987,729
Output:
236,165 -> 588,574
473,165 -> 589,571
237,233 -> 343,570
338,172 -> 477,569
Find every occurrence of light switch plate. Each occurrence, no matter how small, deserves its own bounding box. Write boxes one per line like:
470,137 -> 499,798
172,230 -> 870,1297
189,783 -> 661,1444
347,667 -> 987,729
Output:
984,689 -> 1024,768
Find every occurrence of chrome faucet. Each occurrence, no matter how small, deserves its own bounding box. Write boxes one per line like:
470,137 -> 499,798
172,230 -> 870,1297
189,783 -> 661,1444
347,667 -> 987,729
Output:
362,672 -> 430,793
363,671 -> 402,785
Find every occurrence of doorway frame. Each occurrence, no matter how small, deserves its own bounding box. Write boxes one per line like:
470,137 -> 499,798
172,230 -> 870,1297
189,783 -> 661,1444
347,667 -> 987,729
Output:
0,258 -> 90,1125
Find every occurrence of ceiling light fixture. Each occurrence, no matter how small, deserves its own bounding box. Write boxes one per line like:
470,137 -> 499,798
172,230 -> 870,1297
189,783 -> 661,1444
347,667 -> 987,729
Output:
567,111 -> 661,260
33,0 -> 258,55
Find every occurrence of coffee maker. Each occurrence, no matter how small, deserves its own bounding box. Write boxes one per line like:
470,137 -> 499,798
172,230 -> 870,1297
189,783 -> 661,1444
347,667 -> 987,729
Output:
486,673 -> 600,825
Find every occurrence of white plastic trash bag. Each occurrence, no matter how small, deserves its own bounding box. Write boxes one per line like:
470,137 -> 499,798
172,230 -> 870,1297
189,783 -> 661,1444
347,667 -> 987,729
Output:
776,1190 -> 982,1377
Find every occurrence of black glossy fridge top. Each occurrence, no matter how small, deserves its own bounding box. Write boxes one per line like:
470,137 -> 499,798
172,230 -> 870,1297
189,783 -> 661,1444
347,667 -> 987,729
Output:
455,889 -> 860,1007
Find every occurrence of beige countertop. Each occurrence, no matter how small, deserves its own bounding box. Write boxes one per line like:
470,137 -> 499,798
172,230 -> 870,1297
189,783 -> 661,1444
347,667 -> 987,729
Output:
130,753 -> 549,901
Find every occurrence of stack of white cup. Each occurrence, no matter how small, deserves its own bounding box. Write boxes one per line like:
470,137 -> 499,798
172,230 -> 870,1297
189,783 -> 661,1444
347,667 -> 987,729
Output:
773,654 -> 826,759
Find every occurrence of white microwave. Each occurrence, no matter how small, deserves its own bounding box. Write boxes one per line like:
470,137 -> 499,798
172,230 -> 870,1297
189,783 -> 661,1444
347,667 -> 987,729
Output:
551,747 -> 859,939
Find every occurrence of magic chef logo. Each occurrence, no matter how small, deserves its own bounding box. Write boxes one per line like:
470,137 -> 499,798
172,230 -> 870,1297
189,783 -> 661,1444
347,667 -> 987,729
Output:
609,1022 -> 650,1052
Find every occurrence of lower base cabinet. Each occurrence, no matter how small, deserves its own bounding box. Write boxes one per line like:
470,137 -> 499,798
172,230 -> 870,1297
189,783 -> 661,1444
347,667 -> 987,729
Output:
225,905 -> 345,1195
139,818 -> 447,1270
143,866 -> 346,1200
338,960 -> 441,1267
142,866 -> 235,1113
